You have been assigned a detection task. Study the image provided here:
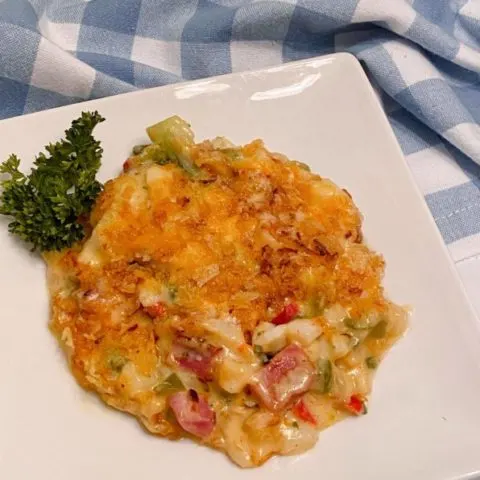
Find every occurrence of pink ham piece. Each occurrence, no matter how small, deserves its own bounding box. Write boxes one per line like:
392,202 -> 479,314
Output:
249,344 -> 315,412
169,390 -> 216,438
172,342 -> 220,382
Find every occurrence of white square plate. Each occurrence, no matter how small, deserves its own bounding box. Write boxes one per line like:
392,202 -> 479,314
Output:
1,53 -> 480,480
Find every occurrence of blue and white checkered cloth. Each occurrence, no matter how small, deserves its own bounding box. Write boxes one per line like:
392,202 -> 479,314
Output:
1,0 -> 480,263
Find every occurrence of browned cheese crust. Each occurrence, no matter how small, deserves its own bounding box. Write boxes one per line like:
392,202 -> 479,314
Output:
47,134 -> 407,467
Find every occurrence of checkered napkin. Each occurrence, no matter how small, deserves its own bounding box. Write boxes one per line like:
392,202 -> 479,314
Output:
1,0 -> 480,263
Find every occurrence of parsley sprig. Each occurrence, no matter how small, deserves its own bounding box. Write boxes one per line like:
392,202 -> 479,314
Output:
0,111 -> 105,252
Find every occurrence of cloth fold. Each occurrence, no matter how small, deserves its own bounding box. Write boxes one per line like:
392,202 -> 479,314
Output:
1,0 -> 480,260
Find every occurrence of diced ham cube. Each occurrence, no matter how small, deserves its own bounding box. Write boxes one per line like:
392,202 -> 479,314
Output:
172,342 -> 220,382
249,344 -> 315,411
168,390 -> 215,438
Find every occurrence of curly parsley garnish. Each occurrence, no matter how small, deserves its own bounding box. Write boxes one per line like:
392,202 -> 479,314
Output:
0,111 -> 105,252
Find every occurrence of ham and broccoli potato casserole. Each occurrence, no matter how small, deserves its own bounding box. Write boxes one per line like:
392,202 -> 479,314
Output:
2,114 -> 407,467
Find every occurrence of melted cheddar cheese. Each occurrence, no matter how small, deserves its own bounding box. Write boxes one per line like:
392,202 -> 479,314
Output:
47,119 -> 407,467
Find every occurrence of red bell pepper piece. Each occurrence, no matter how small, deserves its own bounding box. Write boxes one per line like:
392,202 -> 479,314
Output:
345,395 -> 367,416
293,398 -> 317,425
272,303 -> 299,325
